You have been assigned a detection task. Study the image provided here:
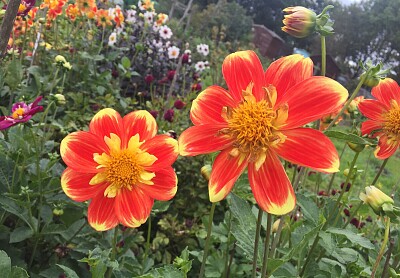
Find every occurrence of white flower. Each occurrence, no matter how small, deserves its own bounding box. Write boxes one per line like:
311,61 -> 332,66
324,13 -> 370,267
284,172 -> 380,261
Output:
197,43 -> 209,56
159,25 -> 173,40
195,61 -> 205,72
152,39 -> 163,49
108,32 -> 117,46
167,46 -> 180,59
143,11 -> 154,24
126,9 -> 137,24
152,22 -> 160,32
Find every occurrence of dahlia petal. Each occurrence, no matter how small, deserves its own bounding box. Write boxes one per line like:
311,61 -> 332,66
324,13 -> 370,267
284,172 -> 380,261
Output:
60,131 -> 108,173
88,193 -> 119,231
123,110 -> 157,147
190,86 -> 236,125
138,167 -> 177,201
274,128 -> 340,173
372,78 -> 400,108
375,135 -> 400,160
115,187 -> 153,228
358,99 -> 387,121
265,54 -> 313,103
209,147 -> 249,202
222,50 -> 265,101
178,124 -> 234,156
276,76 -> 348,129
361,120 -> 383,136
89,108 -> 124,140
61,168 -> 108,202
141,135 -> 179,171
248,151 -> 296,215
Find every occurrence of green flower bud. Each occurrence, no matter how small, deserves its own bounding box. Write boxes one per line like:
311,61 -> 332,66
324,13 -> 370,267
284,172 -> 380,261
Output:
359,186 -> 394,215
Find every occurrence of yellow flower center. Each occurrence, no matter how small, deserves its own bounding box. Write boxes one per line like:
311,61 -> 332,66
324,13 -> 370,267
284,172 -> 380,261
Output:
90,134 -> 157,198
221,84 -> 288,169
383,100 -> 400,139
12,107 -> 25,119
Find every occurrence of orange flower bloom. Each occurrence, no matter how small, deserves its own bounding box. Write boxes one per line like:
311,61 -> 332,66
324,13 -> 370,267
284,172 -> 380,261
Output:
178,51 -> 348,215
358,78 -> 400,159
96,9 -> 112,27
66,4 -> 81,21
60,109 -> 179,231
76,0 -> 95,14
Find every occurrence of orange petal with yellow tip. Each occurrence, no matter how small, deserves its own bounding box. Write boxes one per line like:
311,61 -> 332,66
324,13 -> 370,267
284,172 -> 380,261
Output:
372,78 -> 400,108
178,124 -> 234,156
138,166 -> 177,201
115,187 -> 153,228
208,147 -> 249,202
141,135 -> 178,171
87,193 -> 119,231
190,85 -> 236,125
358,99 -> 387,121
248,151 -> 296,215
60,131 -> 108,173
61,168 -> 108,202
277,76 -> 348,130
375,134 -> 400,160
222,50 -> 265,102
122,110 -> 157,147
274,128 -> 340,173
265,54 -> 313,103
89,108 -> 123,140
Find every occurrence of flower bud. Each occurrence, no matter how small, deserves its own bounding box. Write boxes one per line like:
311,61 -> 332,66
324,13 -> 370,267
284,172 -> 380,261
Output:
347,142 -> 365,153
55,55 -> 67,64
272,219 -> 282,233
282,6 -> 316,38
201,165 -> 212,182
54,94 -> 66,105
63,62 -> 72,70
359,186 -> 394,215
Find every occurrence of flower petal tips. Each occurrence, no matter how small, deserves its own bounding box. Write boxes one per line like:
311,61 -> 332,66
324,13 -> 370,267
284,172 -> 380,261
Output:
60,108 -> 179,231
179,51 -> 347,215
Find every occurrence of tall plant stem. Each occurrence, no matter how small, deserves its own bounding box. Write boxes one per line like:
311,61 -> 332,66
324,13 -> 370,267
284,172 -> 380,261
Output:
261,213 -> 272,278
325,74 -> 366,130
222,212 -> 232,278
371,217 -> 391,277
199,202 -> 217,278
252,209 -> 263,278
382,239 -> 395,278
371,158 -> 389,186
106,227 -> 119,278
142,215 -> 152,273
327,143 -> 347,193
320,36 -> 326,76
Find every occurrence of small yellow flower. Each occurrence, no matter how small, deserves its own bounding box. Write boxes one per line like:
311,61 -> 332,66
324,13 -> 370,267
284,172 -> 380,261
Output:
360,186 -> 394,215
55,55 -> 67,64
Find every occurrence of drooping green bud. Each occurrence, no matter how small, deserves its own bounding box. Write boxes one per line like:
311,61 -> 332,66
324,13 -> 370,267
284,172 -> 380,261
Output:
359,186 -> 394,215
360,60 -> 391,88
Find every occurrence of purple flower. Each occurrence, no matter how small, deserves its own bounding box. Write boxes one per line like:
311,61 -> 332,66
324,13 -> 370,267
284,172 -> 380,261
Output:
163,109 -> 174,122
0,96 -> 43,130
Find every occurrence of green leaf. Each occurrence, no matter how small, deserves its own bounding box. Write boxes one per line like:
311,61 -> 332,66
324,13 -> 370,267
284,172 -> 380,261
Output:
56,264 -> 79,278
10,266 -> 29,278
0,196 -> 35,230
152,201 -> 171,214
121,57 -> 131,69
9,226 -> 34,243
0,155 -> 16,193
297,194 -> 319,226
324,130 -> 375,146
326,228 -> 374,249
137,265 -> 185,278
0,250 -> 11,278
5,60 -> 22,90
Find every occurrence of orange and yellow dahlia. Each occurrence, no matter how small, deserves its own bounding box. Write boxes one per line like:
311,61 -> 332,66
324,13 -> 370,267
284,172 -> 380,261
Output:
178,51 -> 348,215
60,108 -> 179,231
358,78 -> 400,159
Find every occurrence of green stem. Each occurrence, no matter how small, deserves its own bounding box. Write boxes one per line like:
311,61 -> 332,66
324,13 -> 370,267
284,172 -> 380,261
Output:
142,215 -> 152,273
325,74 -> 366,130
320,36 -> 326,76
371,158 -> 389,186
106,227 -> 119,278
252,209 -> 263,278
261,213 -> 272,278
371,217 -> 390,278
222,212 -> 232,278
199,202 -> 217,278
327,143 -> 347,193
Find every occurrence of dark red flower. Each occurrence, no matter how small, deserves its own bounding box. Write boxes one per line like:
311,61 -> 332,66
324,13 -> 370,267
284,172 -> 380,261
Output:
182,53 -> 190,64
174,99 -> 186,109
145,74 -> 155,85
149,110 -> 159,119
191,83 -> 202,92
167,70 -> 176,81
340,182 -> 351,192
163,109 -> 174,122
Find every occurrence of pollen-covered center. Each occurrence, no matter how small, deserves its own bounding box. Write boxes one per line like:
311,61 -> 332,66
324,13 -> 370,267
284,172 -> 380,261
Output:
106,151 -> 142,186
383,104 -> 400,138
12,107 -> 25,119
227,99 -> 277,154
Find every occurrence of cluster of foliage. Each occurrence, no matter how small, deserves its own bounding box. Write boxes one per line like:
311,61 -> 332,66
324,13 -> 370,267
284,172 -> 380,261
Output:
0,0 -> 399,277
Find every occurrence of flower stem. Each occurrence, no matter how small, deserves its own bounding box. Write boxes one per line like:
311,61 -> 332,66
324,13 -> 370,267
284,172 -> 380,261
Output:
320,36 -> 326,76
371,217 -> 391,277
252,209 -> 263,278
106,227 -> 119,278
261,213 -> 272,278
142,215 -> 152,273
222,211 -> 232,278
325,73 -> 367,130
199,202 -> 217,278
371,158 -> 389,186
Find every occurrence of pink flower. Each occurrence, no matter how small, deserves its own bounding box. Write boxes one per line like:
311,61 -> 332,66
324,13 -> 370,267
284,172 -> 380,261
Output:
0,96 -> 43,130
